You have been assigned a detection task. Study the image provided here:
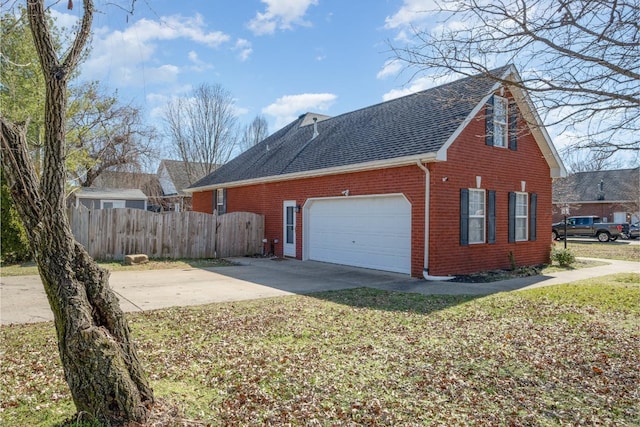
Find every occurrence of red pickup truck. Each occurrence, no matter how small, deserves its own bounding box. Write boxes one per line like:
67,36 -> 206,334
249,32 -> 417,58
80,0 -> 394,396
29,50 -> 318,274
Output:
552,216 -> 629,242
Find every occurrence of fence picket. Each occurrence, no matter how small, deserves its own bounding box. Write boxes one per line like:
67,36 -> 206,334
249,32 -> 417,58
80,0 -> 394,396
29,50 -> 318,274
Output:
68,207 -> 263,260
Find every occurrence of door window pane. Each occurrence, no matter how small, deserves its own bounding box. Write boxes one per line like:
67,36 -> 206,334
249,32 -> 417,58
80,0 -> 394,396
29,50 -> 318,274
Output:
286,206 -> 294,244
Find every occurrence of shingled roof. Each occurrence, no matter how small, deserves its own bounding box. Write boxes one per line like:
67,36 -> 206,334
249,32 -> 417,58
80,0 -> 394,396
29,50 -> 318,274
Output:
553,167 -> 640,203
190,66 -> 515,189
159,159 -> 217,196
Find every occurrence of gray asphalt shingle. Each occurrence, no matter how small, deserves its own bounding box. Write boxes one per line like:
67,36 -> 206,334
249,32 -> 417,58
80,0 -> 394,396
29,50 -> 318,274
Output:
553,167 -> 639,203
191,67 -> 509,188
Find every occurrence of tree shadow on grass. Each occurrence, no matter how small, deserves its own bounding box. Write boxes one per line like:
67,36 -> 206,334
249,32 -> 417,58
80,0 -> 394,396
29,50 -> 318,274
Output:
306,287 -> 478,315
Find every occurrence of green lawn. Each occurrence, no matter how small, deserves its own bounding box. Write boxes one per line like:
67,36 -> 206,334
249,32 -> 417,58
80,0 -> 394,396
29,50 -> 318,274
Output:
1,273 -> 638,426
556,239 -> 640,262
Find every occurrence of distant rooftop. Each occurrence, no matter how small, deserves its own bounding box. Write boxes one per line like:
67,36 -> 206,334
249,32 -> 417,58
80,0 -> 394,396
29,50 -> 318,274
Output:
75,187 -> 148,200
553,167 -> 639,203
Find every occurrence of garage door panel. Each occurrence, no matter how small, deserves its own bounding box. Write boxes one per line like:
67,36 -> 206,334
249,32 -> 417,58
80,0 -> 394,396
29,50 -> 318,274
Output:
307,195 -> 411,274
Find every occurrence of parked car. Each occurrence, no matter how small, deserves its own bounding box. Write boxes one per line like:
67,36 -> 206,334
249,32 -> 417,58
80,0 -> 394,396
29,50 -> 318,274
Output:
627,221 -> 639,239
552,215 -> 629,242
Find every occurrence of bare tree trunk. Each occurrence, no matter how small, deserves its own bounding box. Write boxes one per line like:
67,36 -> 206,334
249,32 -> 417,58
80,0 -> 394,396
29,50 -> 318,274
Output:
0,1 -> 153,424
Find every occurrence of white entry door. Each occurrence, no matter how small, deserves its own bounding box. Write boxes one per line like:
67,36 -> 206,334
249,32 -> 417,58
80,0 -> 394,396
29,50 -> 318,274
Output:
283,201 -> 297,257
306,194 -> 411,274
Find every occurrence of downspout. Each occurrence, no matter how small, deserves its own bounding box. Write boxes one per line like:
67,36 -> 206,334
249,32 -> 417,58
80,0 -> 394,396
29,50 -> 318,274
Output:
416,161 -> 453,281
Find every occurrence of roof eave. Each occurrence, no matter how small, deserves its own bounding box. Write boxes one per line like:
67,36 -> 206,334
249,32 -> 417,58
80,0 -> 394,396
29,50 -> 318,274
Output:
185,153 -> 440,193
76,195 -> 148,200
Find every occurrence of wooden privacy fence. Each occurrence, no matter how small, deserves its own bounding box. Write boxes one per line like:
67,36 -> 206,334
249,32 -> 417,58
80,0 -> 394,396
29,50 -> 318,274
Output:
68,206 -> 264,260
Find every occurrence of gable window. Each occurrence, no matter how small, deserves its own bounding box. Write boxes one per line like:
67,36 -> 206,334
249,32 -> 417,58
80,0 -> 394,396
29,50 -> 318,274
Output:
215,188 -> 226,214
493,96 -> 508,148
486,94 -> 518,150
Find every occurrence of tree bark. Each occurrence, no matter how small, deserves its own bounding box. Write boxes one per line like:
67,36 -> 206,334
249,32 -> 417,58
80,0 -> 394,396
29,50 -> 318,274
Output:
0,1 -> 153,424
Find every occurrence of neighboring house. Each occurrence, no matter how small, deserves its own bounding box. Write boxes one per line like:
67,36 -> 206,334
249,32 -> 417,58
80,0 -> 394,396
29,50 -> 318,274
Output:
157,159 -> 217,211
553,167 -> 640,224
187,65 -> 566,278
91,171 -> 161,196
74,188 -> 148,210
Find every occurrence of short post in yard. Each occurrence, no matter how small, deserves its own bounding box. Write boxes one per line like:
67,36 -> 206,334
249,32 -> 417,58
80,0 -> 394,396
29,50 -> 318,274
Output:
561,205 -> 570,249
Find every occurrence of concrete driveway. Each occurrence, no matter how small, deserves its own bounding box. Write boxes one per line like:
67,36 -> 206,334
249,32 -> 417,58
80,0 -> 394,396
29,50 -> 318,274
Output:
1,256 -> 638,325
0,258 -> 416,324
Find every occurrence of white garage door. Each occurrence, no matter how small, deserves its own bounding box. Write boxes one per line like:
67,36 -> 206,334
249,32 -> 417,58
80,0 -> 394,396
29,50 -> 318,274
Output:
306,195 -> 411,274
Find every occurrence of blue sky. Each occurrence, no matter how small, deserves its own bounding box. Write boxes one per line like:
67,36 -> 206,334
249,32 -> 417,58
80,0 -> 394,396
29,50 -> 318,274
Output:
49,1 -> 444,139
49,0 -> 634,168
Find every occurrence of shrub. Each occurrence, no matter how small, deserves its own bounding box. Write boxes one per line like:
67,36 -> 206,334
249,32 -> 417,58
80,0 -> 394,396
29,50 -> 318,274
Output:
552,247 -> 576,267
508,251 -> 517,270
1,178 -> 31,264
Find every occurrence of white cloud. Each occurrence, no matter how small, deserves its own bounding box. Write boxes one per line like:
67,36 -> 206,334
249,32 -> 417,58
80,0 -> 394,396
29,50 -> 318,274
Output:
49,9 -> 80,30
384,0 -> 438,29
376,59 -> 403,79
148,64 -> 181,83
186,51 -> 214,72
382,74 -> 455,101
263,93 -> 337,128
82,14 -> 230,87
248,0 -> 319,35
234,39 -> 253,61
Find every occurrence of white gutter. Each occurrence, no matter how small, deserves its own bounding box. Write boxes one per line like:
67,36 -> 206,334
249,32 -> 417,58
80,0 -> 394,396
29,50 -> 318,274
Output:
415,161 -> 454,281
185,152 -> 439,193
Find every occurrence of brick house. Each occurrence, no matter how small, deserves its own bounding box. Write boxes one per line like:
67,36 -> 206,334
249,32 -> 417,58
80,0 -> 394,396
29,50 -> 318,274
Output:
188,65 -> 566,278
552,167 -> 640,224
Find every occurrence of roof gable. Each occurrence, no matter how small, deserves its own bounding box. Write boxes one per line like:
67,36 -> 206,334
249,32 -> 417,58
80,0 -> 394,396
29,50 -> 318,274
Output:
159,159 -> 217,195
553,167 -> 639,203
191,65 -> 563,190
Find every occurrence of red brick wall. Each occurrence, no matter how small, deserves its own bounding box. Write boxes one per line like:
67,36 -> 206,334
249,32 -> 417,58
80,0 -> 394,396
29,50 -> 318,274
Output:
192,190 -> 213,214
192,93 -> 554,277
427,96 -> 553,276
216,167 -> 427,276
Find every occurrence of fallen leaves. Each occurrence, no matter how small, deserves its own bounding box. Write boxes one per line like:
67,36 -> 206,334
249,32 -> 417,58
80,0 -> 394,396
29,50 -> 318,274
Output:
1,277 -> 639,426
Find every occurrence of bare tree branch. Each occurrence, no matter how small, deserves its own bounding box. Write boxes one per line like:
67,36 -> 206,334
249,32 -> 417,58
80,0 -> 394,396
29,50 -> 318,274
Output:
163,83 -> 238,182
390,0 -> 640,155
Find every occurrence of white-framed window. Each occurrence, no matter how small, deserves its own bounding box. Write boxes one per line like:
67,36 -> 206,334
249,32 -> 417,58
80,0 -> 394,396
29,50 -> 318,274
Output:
469,189 -> 486,244
216,188 -> 226,214
515,192 -> 528,241
493,95 -> 508,148
101,200 -> 126,209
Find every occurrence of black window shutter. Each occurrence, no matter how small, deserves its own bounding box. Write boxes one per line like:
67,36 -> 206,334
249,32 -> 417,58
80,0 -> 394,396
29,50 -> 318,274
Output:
488,190 -> 496,244
485,95 -> 494,146
508,192 -> 516,243
221,188 -> 227,215
529,192 -> 537,241
460,189 -> 469,246
509,100 -> 518,151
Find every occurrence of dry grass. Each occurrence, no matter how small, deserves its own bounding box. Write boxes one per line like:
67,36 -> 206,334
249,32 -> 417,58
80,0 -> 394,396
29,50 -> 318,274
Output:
2,273 -> 638,426
0,258 -> 232,277
557,240 -> 640,262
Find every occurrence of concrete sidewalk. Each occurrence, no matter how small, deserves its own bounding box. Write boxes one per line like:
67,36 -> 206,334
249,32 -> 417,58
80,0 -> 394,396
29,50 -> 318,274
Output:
1,257 -> 637,325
